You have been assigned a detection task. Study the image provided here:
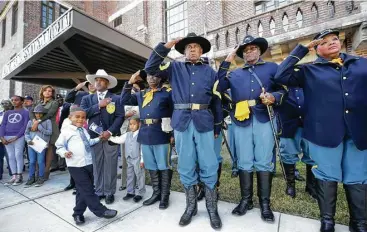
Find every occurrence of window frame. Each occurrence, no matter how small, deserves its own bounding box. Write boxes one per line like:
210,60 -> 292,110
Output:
59,5 -> 68,16
11,1 -> 18,36
254,0 -> 293,15
165,0 -> 188,42
40,1 -> 55,29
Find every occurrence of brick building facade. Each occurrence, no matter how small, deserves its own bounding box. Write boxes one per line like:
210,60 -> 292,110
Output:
0,0 -> 366,100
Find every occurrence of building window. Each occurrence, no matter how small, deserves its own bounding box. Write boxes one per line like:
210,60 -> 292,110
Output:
1,19 -> 6,47
113,16 -> 122,27
225,31 -> 229,47
327,1 -> 335,18
258,21 -> 263,37
41,1 -> 55,29
166,0 -> 188,41
255,0 -> 292,14
282,13 -> 289,32
269,18 -> 275,35
235,27 -> 240,44
215,34 -> 219,49
59,5 -> 68,15
11,2 -> 18,36
296,9 -> 303,28
246,24 -> 251,35
311,3 -> 319,21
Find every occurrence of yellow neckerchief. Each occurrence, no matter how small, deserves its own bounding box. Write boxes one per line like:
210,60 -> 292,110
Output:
329,57 -> 343,66
142,88 -> 158,108
234,101 -> 250,121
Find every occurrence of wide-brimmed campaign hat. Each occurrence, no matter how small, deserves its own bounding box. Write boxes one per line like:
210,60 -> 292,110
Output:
236,35 -> 268,58
175,32 -> 211,55
33,105 -> 46,113
86,69 -> 117,89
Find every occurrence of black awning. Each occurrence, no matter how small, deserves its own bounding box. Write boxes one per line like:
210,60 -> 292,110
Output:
1,8 -> 154,91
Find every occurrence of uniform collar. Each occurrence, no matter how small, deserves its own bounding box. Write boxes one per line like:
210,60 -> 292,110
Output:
313,53 -> 359,65
185,58 -> 204,65
243,59 -> 266,69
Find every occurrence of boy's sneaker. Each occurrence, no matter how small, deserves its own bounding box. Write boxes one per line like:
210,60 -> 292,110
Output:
4,176 -> 16,186
24,177 -> 36,188
12,175 -> 23,186
34,178 -> 45,187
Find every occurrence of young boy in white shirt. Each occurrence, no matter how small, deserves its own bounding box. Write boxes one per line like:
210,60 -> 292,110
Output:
55,107 -> 117,225
110,116 -> 145,202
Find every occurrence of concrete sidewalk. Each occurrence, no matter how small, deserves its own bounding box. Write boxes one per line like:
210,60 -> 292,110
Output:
0,171 -> 349,232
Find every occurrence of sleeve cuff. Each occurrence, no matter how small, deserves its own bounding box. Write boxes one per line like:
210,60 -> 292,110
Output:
290,44 -> 309,60
220,61 -> 231,70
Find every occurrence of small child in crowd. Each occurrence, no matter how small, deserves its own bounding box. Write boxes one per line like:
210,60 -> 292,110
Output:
110,116 -> 145,203
24,105 -> 52,187
55,107 -> 117,225
0,96 -> 29,186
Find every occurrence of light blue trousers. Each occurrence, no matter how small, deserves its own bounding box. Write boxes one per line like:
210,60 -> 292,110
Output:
141,144 -> 171,171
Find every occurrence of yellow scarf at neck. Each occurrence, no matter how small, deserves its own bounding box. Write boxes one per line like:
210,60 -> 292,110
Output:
142,89 -> 158,108
329,57 -> 343,66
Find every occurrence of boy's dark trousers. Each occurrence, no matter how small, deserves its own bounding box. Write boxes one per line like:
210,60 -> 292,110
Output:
68,165 -> 107,217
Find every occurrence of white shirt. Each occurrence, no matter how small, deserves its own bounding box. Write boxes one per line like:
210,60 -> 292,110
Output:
109,130 -> 143,163
55,125 -> 100,167
97,90 -> 108,102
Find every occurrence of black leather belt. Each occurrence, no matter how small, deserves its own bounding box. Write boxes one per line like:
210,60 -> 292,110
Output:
174,103 -> 209,110
141,119 -> 161,125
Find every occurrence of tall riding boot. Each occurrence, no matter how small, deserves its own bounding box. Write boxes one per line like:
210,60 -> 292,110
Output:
143,170 -> 161,206
316,180 -> 337,232
205,185 -> 222,229
179,186 -> 198,226
344,184 -> 367,232
216,162 -> 222,188
305,164 -> 317,199
197,182 -> 205,201
159,169 -> 173,209
232,170 -> 254,216
257,171 -> 275,222
283,163 -> 296,198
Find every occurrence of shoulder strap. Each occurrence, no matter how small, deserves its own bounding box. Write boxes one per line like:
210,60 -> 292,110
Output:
248,67 -> 263,88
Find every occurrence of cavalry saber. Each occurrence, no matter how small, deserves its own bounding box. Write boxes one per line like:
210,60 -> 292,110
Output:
221,123 -> 237,170
262,88 -> 287,183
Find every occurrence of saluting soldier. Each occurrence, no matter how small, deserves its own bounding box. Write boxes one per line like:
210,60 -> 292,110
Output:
277,87 -> 316,199
121,69 -> 174,209
144,33 -> 223,229
274,29 -> 367,232
218,35 -> 286,222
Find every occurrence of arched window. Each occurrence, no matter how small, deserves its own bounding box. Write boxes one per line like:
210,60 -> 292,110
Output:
215,34 -> 220,49
258,21 -> 263,37
269,17 -> 275,35
327,1 -> 335,18
296,8 -> 303,28
282,13 -> 289,32
246,24 -> 251,36
225,31 -> 230,47
311,3 -> 319,21
235,27 -> 240,44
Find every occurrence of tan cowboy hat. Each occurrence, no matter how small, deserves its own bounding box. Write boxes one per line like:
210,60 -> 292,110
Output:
86,69 -> 117,89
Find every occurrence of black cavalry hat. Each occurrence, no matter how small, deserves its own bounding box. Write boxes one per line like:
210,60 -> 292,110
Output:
236,35 -> 268,58
313,28 -> 339,40
175,32 -> 211,55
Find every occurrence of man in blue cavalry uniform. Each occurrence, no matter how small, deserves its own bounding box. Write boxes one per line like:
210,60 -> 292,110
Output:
218,35 -> 287,222
274,29 -> 367,232
277,87 -> 316,199
144,33 -> 223,229
81,69 -> 124,205
121,69 -> 174,210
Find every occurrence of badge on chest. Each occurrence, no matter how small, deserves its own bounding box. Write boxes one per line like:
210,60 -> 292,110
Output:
106,102 -> 116,114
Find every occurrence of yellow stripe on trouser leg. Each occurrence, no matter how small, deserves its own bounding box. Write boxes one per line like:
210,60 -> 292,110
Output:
235,101 -> 250,121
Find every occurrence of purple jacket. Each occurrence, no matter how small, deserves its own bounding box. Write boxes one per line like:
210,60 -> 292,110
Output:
0,108 -> 29,138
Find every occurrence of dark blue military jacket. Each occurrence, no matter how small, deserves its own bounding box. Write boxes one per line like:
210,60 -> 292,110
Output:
121,84 -> 173,145
274,44 -> 367,150
65,90 -> 89,106
277,87 -> 304,138
144,43 -> 223,135
218,60 -> 286,127
80,92 -> 124,139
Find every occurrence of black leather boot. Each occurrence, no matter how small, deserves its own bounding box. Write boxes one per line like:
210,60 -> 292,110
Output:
316,180 -> 337,232
257,171 -> 275,222
344,184 -> 367,232
283,163 -> 296,198
143,170 -> 161,206
305,164 -> 317,199
159,169 -> 173,209
205,185 -> 222,229
232,170 -> 253,216
179,186 -> 197,226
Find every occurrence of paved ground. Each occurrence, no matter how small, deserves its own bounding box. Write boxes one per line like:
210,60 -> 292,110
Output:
0,170 -> 349,232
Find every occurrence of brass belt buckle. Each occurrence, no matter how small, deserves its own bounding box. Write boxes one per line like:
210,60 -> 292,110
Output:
145,119 -> 153,125
191,104 -> 200,110
248,100 -> 256,107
